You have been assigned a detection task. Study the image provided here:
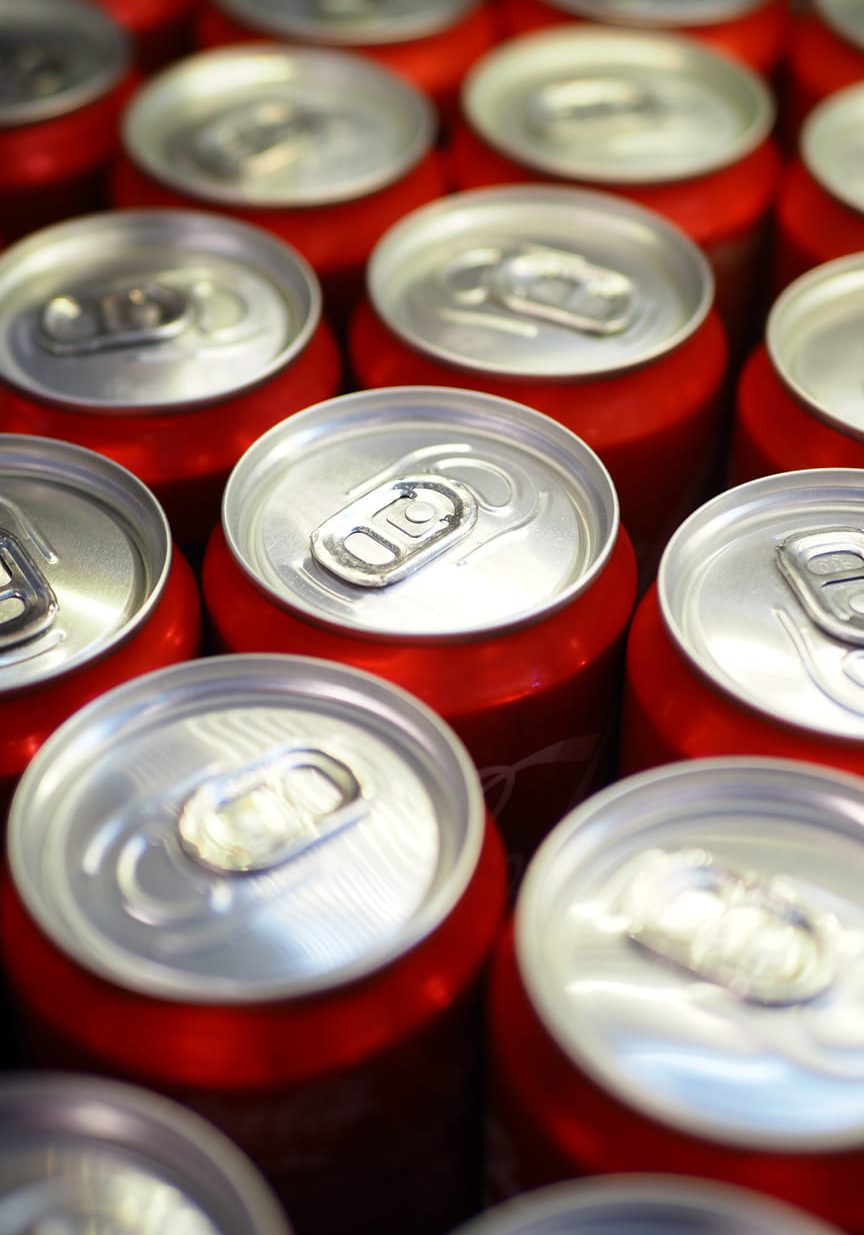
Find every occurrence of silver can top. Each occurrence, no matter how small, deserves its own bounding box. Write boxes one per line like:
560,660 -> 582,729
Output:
222,385 -> 620,639
801,83 -> 864,217
516,0 -> 771,24
208,0 -> 480,43
659,469 -> 864,740
767,254 -> 864,442
816,0 -> 864,51
0,1073 -> 291,1235
8,654 -> 485,1003
123,45 -> 435,207
0,0 -> 130,129
462,26 -> 774,184
0,435 -> 170,695
0,210 -> 319,411
366,186 -> 712,379
516,756 -> 864,1150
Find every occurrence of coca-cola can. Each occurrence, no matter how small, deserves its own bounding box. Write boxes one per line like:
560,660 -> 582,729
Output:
449,26 -> 780,349
1,653 -> 507,1235
0,0 -> 134,244
0,1073 -> 293,1234
202,385 -> 637,863
487,755 -> 864,1231
349,185 -> 726,581
93,0 -> 199,72
0,434 -> 201,818
786,0 -> 864,141
620,469 -> 864,776
0,209 -> 340,547
112,45 -> 446,318
196,0 -> 500,118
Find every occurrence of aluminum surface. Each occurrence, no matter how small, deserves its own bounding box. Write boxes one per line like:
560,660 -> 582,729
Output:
802,84 -> 864,217
517,757 -> 864,1149
223,385 -> 619,638
462,26 -> 773,184
367,187 -> 712,378
530,0 -> 769,22
659,470 -> 864,739
0,1074 -> 291,1235
123,46 -> 435,207
0,435 -> 170,694
9,654 -> 483,1002
0,210 -> 318,410
817,0 -> 864,49
210,0 -> 478,41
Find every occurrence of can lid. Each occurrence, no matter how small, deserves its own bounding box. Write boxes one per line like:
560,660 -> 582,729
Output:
659,469 -> 864,740
209,0 -> 479,43
802,84 -> 864,217
0,1073 -> 291,1234
0,210 -> 319,412
367,186 -> 712,378
222,385 -> 619,639
123,45 -> 435,207
0,0 -> 130,128
816,0 -> 864,51
518,0 -> 770,24
8,654 -> 485,1002
516,756 -> 864,1151
462,26 -> 774,184
0,435 -> 170,694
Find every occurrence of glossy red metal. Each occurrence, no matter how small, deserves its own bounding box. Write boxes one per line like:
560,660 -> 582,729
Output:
785,8 -> 864,142
772,158 -> 864,292
93,0 -> 199,72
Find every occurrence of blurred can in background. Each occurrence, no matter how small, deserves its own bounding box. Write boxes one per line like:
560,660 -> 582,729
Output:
786,0 -> 864,139
94,0 -> 199,72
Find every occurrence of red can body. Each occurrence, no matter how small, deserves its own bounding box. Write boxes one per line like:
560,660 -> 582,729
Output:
785,10 -> 864,143
94,0 -> 199,72
772,158 -> 864,292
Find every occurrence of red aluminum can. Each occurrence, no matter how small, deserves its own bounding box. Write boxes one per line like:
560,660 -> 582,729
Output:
1,653 -> 507,1235
93,0 -> 199,72
348,185 -> 726,582
196,0 -> 500,117
111,45 -> 447,318
786,0 -> 864,142
449,26 -> 780,351
620,469 -> 864,777
0,209 -> 341,548
0,0 -> 134,244
486,755 -> 864,1231
0,434 -> 201,819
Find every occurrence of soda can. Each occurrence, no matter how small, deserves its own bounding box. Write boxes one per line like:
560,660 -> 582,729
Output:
449,26 -> 780,350
786,0 -> 864,141
0,1073 -> 293,1234
201,385 -> 636,863
112,45 -> 446,318
619,468 -> 864,776
93,0 -> 199,73
0,434 -> 201,818
1,653 -> 507,1235
196,0 -> 500,118
348,185 -> 726,581
0,209 -> 341,547
487,754 -> 864,1230
0,0 -> 134,244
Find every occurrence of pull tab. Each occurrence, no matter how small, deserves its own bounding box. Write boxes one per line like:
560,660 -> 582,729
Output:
624,848 -> 837,1006
192,100 -> 332,180
310,474 -> 478,587
0,35 -> 68,105
777,528 -> 864,647
526,76 -> 659,140
0,529 -> 58,651
442,244 -> 634,336
38,283 -> 190,356
178,746 -> 364,873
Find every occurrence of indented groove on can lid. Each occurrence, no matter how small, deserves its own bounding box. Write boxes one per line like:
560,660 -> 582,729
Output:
0,0 -> 130,127
222,385 -> 619,638
462,27 -> 774,184
802,85 -> 864,217
0,435 -> 170,693
817,0 -> 864,50
8,654 -> 484,1001
659,470 -> 864,739
210,0 -> 479,42
527,0 -> 771,22
516,757 -> 864,1149
0,1074 -> 291,1234
0,211 -> 319,410
123,46 -> 436,207
367,187 -> 712,378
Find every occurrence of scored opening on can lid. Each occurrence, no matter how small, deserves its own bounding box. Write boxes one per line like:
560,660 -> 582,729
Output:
816,0 -> 864,51
0,0 -> 131,128
801,84 -> 864,218
0,434 -> 170,694
367,186 -> 713,379
659,469 -> 864,740
8,654 -> 485,1003
209,0 -> 480,43
516,756 -> 864,1151
123,45 -> 436,207
524,0 -> 771,24
0,209 -> 320,411
222,385 -> 619,639
462,26 -> 774,185
0,1073 -> 291,1235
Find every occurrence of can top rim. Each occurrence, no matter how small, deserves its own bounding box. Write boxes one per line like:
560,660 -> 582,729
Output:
802,82 -> 864,217
208,0 -> 480,43
532,0 -> 774,23
816,0 -> 864,51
